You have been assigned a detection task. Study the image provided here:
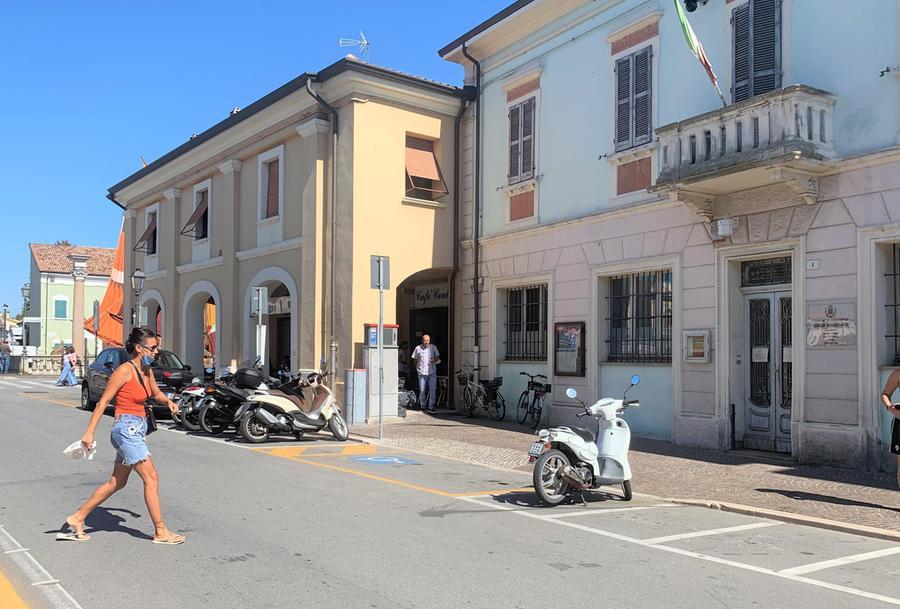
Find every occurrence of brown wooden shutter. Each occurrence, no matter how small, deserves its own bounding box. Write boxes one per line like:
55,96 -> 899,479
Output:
265,159 -> 279,219
508,103 -> 521,182
520,97 -> 536,180
732,3 -> 751,102
751,0 -> 781,95
633,46 -> 652,146
615,55 -> 632,150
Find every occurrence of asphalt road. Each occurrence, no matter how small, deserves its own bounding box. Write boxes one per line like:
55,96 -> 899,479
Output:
1,377 -> 899,609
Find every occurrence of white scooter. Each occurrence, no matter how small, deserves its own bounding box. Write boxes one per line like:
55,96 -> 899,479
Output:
529,374 -> 640,505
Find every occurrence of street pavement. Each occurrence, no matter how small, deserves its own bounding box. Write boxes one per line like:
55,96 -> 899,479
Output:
354,409 -> 900,532
1,383 -> 899,608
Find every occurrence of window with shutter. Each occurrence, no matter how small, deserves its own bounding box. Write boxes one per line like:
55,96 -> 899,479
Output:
508,104 -> 521,183
732,0 -> 781,103
615,46 -> 652,152
520,97 -> 535,180
615,56 -> 632,150
265,159 -> 279,219
633,47 -> 652,146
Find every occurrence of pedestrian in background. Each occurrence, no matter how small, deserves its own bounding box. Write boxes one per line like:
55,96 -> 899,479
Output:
55,348 -> 72,386
880,370 -> 900,490
65,347 -> 79,386
60,326 -> 184,544
411,334 -> 440,413
203,350 -> 215,381
0,340 -> 10,374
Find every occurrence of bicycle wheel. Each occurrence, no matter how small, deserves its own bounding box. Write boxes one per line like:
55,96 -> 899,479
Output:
488,392 -> 506,421
516,391 -> 530,424
463,386 -> 476,417
530,395 -> 544,430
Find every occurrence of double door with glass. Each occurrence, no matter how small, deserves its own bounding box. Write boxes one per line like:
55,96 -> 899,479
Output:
744,291 -> 792,453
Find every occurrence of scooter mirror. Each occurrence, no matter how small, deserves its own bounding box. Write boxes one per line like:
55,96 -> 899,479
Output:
631,374 -> 641,386
565,388 -> 578,399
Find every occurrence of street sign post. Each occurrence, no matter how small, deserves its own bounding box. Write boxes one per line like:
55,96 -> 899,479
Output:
252,286 -> 268,370
370,255 -> 390,441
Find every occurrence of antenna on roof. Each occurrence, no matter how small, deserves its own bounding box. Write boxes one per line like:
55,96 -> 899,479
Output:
339,31 -> 370,62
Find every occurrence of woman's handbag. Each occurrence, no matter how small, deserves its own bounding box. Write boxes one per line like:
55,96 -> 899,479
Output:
891,417 -> 900,455
128,362 -> 158,435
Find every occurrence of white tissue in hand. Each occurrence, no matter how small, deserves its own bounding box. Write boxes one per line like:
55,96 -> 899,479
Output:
63,440 -> 97,461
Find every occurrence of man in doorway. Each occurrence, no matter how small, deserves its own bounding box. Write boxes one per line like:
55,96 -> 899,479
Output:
412,334 -> 440,412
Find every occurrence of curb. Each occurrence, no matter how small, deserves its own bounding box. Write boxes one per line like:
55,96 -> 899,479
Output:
666,498 -> 900,543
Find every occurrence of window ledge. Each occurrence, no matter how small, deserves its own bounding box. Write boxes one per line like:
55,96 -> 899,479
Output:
402,197 -> 447,209
607,142 -> 657,166
505,178 -> 538,195
193,237 -> 209,245
257,216 -> 281,226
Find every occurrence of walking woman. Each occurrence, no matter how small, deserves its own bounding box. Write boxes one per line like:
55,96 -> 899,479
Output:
60,327 -> 185,544
880,369 -> 900,490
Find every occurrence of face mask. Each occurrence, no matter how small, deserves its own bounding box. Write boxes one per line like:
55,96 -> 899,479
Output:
141,354 -> 155,367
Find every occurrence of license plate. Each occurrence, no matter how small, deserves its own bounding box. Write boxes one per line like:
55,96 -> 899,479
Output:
528,441 -> 546,457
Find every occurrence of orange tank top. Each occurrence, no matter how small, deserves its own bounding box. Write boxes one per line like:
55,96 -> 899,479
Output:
115,363 -> 152,417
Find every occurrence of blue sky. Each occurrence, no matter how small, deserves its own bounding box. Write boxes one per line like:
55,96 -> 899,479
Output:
0,0 -> 508,313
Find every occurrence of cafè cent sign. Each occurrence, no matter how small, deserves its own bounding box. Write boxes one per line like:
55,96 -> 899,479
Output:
411,285 -> 449,309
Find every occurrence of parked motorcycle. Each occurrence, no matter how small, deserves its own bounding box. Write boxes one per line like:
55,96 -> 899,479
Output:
198,368 -> 276,435
175,380 -> 207,431
529,374 -> 640,505
236,370 -> 349,443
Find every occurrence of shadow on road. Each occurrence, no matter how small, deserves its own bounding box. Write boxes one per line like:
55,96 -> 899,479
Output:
46,507 -> 152,540
756,488 -> 900,514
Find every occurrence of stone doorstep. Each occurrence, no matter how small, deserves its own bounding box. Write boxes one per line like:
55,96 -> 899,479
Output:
349,429 -> 900,544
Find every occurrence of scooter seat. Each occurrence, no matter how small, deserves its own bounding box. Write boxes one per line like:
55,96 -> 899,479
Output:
269,389 -> 307,412
570,426 -> 595,444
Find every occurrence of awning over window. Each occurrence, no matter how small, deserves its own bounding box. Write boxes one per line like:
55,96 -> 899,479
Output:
405,136 -> 448,197
133,215 -> 157,253
181,192 -> 208,237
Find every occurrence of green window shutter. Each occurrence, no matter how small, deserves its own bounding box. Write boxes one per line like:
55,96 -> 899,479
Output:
633,46 -> 652,146
520,97 -> 536,181
732,3 -> 751,102
615,55 -> 633,150
751,0 -> 781,96
508,102 -> 521,182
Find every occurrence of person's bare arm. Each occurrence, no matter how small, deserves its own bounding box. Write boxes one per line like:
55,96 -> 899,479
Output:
148,371 -> 179,414
81,366 -> 130,448
881,369 -> 900,417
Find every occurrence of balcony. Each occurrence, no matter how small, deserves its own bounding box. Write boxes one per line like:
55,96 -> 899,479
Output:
651,85 -> 837,218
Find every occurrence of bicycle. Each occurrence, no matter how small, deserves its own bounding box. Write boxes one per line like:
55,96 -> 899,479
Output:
516,372 -> 551,430
455,367 -> 506,421
434,375 -> 449,410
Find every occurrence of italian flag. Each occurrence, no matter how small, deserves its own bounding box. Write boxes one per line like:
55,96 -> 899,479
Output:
673,0 -> 726,106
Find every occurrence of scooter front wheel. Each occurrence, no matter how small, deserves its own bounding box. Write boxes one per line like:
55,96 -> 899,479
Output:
328,412 -> 349,442
239,411 -> 270,443
533,449 -> 570,506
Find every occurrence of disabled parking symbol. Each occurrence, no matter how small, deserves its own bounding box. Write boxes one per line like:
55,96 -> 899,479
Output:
352,456 -> 419,465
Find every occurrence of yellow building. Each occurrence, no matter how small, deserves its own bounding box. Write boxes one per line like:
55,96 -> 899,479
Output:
108,57 -> 468,407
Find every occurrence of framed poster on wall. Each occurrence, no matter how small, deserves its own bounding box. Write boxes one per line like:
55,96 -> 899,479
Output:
554,322 -> 585,377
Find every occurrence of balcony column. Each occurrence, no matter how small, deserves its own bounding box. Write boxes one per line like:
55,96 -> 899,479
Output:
68,254 -> 90,359
218,159 -> 242,371
162,188 -> 181,349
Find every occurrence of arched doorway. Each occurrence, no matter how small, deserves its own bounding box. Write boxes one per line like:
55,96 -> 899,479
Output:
396,268 -> 451,392
139,289 -> 165,347
243,267 -> 298,375
182,280 -> 220,377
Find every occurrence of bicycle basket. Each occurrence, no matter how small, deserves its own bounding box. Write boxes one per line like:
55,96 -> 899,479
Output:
456,371 -> 473,387
480,377 -> 503,389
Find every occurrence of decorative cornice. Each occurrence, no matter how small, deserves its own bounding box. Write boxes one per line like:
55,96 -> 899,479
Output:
606,10 -> 663,44
145,269 -> 168,282
669,190 -> 715,221
123,209 -> 137,219
296,118 -> 331,138
773,168 -> 819,206
176,256 -> 224,275
163,188 -> 182,201
218,159 -> 243,174
235,237 -> 304,262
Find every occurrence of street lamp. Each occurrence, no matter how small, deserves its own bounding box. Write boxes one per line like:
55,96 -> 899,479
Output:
131,269 -> 146,326
2,304 -> 8,342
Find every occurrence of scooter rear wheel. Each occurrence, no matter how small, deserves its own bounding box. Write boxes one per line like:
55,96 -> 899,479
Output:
179,397 -> 203,432
199,401 -> 230,435
239,411 -> 269,443
622,480 -> 633,501
533,449 -> 570,506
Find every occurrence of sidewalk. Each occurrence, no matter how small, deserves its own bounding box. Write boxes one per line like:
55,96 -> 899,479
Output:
352,410 -> 900,534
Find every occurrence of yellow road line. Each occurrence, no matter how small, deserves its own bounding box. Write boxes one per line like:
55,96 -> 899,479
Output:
0,568 -> 29,609
17,392 -> 78,409
287,456 -> 455,497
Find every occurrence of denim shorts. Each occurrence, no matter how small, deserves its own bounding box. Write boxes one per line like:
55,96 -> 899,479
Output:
110,414 -> 150,466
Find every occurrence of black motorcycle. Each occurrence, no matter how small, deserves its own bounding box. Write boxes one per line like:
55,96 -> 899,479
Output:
197,368 -> 280,435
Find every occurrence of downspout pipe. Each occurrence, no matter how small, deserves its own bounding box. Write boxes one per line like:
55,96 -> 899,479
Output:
305,77 -> 339,377
449,90 -> 474,407
461,43 -> 482,378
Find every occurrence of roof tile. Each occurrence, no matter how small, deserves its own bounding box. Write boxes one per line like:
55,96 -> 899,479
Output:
29,243 -> 115,277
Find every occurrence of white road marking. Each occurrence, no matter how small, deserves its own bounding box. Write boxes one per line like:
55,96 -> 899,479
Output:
780,546 -> 900,576
643,521 -> 783,545
19,380 -> 53,388
545,504 -> 671,519
0,525 -> 84,609
458,496 -> 900,606
0,381 -> 17,388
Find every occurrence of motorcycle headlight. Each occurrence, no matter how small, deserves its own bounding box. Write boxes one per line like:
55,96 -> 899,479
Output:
537,429 -> 550,439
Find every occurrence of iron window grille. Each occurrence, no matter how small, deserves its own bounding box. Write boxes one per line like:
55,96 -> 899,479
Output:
503,285 -> 547,360
741,257 -> 791,287
886,244 -> 900,364
606,270 -> 672,363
